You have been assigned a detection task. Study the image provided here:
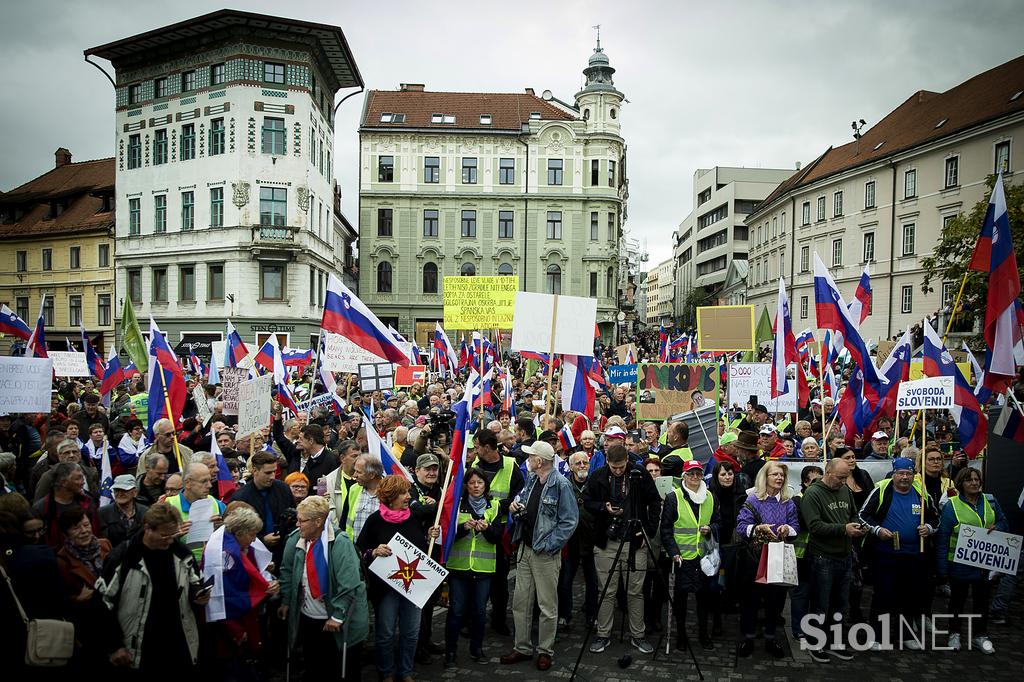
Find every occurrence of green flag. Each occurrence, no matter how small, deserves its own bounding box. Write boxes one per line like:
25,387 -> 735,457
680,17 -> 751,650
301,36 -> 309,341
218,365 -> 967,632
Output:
121,296 -> 148,373
744,306 -> 773,361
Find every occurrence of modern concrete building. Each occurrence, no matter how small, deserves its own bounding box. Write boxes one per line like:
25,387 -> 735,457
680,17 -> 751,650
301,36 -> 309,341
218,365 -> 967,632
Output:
745,55 -> 1024,343
357,39 -> 628,347
84,9 -> 362,356
645,258 -> 674,327
672,166 -> 792,325
0,149 -> 115,354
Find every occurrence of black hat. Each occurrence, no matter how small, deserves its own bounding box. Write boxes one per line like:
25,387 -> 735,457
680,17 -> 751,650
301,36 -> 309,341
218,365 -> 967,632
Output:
753,404 -> 769,415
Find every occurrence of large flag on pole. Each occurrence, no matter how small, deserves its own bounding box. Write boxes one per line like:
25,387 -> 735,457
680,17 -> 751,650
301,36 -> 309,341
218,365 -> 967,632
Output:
439,396 -> 472,563
362,413 -> 411,479
26,295 -> 48,359
0,304 -> 32,340
98,438 -> 114,508
847,263 -> 873,325
81,324 -> 105,381
121,295 -> 148,373
100,345 -> 124,406
322,274 -> 409,366
147,318 -> 187,436
922,320 -> 987,456
561,354 -> 598,419
225,320 -> 249,368
433,323 -> 459,376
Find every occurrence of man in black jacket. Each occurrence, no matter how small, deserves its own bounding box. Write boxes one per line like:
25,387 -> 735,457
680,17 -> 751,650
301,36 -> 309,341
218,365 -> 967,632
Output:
582,444 -> 661,656
231,451 -> 295,563
273,420 -> 339,486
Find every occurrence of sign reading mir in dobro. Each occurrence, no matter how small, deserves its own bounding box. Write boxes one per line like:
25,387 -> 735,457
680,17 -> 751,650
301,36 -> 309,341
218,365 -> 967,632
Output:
443,276 -> 517,330
895,376 -> 955,410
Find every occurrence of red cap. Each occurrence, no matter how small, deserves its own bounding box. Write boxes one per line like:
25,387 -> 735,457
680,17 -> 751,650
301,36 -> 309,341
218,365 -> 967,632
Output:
682,460 -> 703,474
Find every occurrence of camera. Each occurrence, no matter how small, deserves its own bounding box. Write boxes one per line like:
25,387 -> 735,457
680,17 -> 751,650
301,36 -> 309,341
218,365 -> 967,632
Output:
276,507 -> 298,538
426,407 -> 456,442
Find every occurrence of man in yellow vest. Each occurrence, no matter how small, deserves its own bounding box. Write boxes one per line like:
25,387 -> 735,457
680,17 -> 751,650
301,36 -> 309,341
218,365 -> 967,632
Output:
166,462 -> 224,561
341,454 -> 383,540
655,421 -> 693,467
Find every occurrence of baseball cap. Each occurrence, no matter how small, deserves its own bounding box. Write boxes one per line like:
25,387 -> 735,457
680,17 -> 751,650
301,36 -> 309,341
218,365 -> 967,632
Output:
811,398 -> 822,406
892,457 -> 915,472
754,404 -> 769,415
604,426 -> 627,439
759,424 -> 777,435
416,453 -> 440,468
522,440 -> 556,461
871,431 -> 890,440
538,429 -> 559,444
720,432 -> 738,446
682,460 -> 703,475
111,475 -> 136,491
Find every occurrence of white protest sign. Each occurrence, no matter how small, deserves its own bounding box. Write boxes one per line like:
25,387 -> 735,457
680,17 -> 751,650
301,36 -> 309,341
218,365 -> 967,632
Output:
322,331 -> 399,373
727,363 -> 798,413
510,291 -> 597,357
193,385 -> 213,425
0,357 -> 53,414
895,376 -> 955,411
48,351 -> 90,377
210,341 -> 226,369
236,373 -> 272,439
220,367 -> 248,416
953,525 -> 1022,577
368,532 -> 448,609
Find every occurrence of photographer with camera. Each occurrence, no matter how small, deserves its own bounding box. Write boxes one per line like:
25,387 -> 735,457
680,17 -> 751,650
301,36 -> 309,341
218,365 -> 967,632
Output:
584,443 -> 662,656
232,451 -> 296,564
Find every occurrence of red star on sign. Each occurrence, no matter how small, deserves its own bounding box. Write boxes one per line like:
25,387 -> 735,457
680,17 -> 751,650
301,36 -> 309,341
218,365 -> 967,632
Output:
388,555 -> 426,593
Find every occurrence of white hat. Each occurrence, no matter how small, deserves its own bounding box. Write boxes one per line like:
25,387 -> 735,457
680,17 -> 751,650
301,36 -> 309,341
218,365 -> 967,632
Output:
111,475 -> 137,491
522,440 -> 555,461
871,430 -> 890,440
811,398 -> 822,406
759,424 -> 777,435
604,425 -> 627,439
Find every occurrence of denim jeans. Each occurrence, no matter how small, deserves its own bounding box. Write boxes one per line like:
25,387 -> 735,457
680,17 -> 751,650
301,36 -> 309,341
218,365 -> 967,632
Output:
557,541 -> 598,624
446,571 -> 492,654
790,558 -> 811,636
991,546 -> 1023,618
808,554 -> 852,639
373,590 -> 421,678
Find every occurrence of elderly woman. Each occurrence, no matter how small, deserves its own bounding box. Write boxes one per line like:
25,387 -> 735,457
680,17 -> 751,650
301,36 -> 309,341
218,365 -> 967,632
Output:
734,460 -> 799,658
116,418 -> 148,475
935,467 -> 1007,654
56,507 -> 112,603
284,472 -> 311,505
357,475 -> 440,682
800,438 -> 821,461
280,496 -> 368,682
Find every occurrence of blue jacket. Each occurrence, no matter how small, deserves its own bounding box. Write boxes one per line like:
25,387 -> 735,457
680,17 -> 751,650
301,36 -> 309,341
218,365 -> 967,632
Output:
935,493 -> 1007,581
512,468 -> 579,555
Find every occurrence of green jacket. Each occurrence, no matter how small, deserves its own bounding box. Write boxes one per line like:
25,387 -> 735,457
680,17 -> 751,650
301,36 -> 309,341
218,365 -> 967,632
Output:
800,479 -> 860,559
279,524 -> 369,651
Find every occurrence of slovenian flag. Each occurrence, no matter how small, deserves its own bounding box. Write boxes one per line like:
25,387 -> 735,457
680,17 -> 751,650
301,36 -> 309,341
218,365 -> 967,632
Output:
561,354 -> 597,419
210,435 -> 237,499
80,325 -> 105,382
0,304 -> 32,340
322,274 -> 408,366
434,323 -> 459,376
146,318 -> 187,439
203,526 -> 272,622
362,413 -> 410,480
225,320 -> 249,368
439,396 -> 472,563
99,439 -> 113,508
26,295 -> 48,359
922,319 -> 987,457
847,263 -> 872,325
558,424 -> 577,451
100,345 -> 124,405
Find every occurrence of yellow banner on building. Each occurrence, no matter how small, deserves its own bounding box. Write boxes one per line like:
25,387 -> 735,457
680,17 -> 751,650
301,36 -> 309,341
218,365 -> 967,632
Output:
909,359 -> 971,382
442,276 -> 517,330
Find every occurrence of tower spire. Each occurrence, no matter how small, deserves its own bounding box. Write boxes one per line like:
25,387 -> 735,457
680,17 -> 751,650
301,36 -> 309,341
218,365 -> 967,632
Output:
593,24 -> 602,52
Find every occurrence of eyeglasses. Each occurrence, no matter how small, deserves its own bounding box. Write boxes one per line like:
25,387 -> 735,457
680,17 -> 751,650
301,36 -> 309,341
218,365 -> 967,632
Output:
683,471 -> 702,477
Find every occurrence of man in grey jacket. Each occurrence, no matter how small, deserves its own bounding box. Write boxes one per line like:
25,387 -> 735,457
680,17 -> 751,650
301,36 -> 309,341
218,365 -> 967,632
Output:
500,440 -> 579,671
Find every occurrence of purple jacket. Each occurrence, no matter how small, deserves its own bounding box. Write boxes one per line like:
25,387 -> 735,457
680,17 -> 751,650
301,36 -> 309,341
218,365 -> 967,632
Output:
735,493 -> 800,539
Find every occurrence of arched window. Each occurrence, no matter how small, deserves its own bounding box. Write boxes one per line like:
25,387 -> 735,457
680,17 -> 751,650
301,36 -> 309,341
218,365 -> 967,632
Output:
422,262 -> 438,293
461,262 -> 476,276
546,263 -> 561,295
610,107 -> 617,119
376,262 -> 392,293
497,263 -> 514,276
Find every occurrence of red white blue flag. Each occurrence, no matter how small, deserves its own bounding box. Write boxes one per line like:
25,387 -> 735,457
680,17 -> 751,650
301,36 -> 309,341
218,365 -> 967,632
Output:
439,396 -> 472,563
922,320 -> 987,457
847,263 -> 872,325
147,318 -> 186,436
0,304 -> 31,340
81,324 -> 105,381
322,274 -> 409,366
225,320 -> 249,368
26,295 -> 48,359
363,413 -> 411,480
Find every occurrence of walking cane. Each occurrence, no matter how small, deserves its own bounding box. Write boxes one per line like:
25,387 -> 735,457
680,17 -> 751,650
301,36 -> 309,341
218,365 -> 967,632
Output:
665,567 -> 675,654
285,631 -> 291,682
341,628 -> 348,680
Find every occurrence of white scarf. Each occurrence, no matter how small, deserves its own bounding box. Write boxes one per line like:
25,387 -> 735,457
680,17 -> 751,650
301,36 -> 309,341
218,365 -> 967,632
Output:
682,480 -> 708,505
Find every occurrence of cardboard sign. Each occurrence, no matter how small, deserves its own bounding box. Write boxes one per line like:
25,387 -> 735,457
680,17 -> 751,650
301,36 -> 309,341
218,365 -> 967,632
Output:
510,291 -> 597,357
727,363 -> 798,413
875,339 -> 897,367
395,365 -> 427,387
236,374 -> 273,439
953,525 -> 1022,576
359,362 -> 394,393
615,343 -> 638,364
636,363 -> 720,422
895,376 -> 955,411
0,357 -> 53,414
322,331 -> 398,373
193,385 -> 213,426
220,367 -> 249,416
608,364 -> 638,385
442,276 -> 517,330
368,532 -> 448,609
296,393 -> 337,412
696,305 -> 755,352
48,351 -> 90,377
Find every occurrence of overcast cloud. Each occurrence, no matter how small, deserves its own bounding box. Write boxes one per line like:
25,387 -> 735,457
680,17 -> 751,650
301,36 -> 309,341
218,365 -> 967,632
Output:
2,0 -> 1021,268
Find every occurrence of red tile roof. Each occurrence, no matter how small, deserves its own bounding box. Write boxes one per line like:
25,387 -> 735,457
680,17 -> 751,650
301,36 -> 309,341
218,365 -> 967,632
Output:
755,54 -> 1024,213
0,157 -> 114,238
361,89 -> 577,131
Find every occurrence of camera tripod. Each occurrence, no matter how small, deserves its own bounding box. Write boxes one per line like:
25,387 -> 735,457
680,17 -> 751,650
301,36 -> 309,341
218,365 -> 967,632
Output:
569,470 -> 704,681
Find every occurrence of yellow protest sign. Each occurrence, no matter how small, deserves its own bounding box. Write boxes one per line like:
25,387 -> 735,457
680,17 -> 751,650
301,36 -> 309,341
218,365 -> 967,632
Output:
443,276 -> 517,330
696,305 -> 755,351
909,359 -> 971,382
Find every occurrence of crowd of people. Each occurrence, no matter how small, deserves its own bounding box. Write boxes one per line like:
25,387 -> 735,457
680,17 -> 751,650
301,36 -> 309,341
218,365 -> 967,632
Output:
0,335 -> 1021,680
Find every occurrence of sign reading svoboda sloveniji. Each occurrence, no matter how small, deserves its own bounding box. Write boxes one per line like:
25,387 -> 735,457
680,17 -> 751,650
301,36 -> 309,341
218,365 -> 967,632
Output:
443,276 -> 517,330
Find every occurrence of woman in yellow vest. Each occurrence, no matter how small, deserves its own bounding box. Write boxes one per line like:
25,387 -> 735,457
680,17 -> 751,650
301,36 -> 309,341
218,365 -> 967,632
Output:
444,467 -> 504,667
935,467 -> 1007,654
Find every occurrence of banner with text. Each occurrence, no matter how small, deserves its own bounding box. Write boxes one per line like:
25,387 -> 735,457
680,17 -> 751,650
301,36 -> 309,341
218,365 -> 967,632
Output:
727,362 -> 799,413
608,364 -> 638,385
442,276 -> 517,330
48,351 -> 90,377
0,357 -> 53,414
322,331 -> 402,373
636,363 -> 720,422
236,374 -> 273,440
895,376 -> 955,411
220,367 -> 249,416
368,532 -> 448,609
953,526 -> 1022,577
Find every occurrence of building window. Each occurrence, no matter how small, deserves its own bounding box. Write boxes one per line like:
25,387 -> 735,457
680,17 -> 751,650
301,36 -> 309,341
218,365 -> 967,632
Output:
901,285 -> 913,314
781,211 -> 786,235
461,210 -> 477,237
772,217 -> 777,238
424,156 -> 439,183
179,124 -> 195,160
128,83 -> 141,105
902,223 -> 916,256
210,187 -> 224,228
944,156 -> 959,188
378,156 -> 394,182
591,159 -> 600,185
590,212 -> 599,240
68,295 -> 82,326
547,159 -> 563,186
210,63 -> 225,86
942,281 -> 956,308
831,238 -> 843,267
546,264 -> 562,294
154,129 -> 168,165
546,211 -> 562,240
42,297 -> 54,327
994,140 -> 1011,173
261,264 -> 285,300
800,296 -> 808,319
16,296 -> 28,321
69,246 -> 80,269
904,169 -> 916,198
590,271 -> 598,297
608,213 -> 616,242
154,78 -> 167,99
154,195 -> 167,233
129,198 -> 140,236
498,263 -> 514,276
609,160 -> 616,187
181,191 -> 194,231
128,268 -> 142,303
863,232 -> 875,262
755,260 -> 761,284
42,248 -> 52,271
423,209 -> 439,237
97,294 -> 111,326
128,134 -> 141,169
460,262 -> 476,276
15,250 -> 27,272
833,190 -> 844,217
378,208 -> 393,237
264,62 -> 286,84
864,181 -> 876,209
259,187 -> 287,226
210,118 -> 225,155
181,70 -> 196,92
816,196 -> 826,221
801,201 -> 811,225
499,158 -> 515,184
800,245 -> 809,272
179,265 -> 195,301
262,118 -> 285,155
98,243 -> 110,267
498,210 -> 514,239
208,264 -> 224,300
462,158 -> 477,184
153,267 -> 168,302
607,267 -> 615,297
309,268 -> 316,306
423,262 -> 438,293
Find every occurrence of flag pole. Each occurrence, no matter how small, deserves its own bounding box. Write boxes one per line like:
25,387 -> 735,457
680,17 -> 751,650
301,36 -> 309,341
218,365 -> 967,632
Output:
309,330 -> 322,396
477,330 -> 484,424
428,452 -> 456,557
920,410 -> 927,553
157,361 -> 183,472
545,296 -> 560,419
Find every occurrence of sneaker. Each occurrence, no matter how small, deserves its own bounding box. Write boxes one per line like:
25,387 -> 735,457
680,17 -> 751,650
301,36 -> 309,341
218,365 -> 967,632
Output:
948,633 -> 961,651
558,617 -> 570,628
869,642 -> 883,652
903,638 -> 923,651
589,637 -> 611,654
990,616 -> 1007,625
826,647 -> 854,661
972,636 -> 995,655
808,648 -> 830,664
631,637 -> 655,654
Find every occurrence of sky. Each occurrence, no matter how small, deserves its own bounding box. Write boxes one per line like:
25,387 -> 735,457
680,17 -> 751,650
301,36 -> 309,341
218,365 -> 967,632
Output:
2,0 -> 1022,269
